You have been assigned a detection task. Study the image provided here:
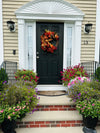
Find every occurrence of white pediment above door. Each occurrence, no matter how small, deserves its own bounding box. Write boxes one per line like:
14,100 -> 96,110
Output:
15,0 -> 84,20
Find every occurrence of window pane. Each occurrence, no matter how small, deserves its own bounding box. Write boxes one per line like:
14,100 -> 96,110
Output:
27,26 -> 33,70
67,27 -> 72,67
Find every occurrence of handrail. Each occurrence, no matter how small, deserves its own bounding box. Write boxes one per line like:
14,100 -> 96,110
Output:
0,61 -> 17,69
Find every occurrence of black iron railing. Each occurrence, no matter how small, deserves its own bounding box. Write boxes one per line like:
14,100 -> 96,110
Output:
0,61 -> 17,82
81,61 -> 99,79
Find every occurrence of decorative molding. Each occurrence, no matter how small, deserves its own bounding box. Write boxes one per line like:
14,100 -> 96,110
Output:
15,0 -> 84,21
0,0 -> 3,65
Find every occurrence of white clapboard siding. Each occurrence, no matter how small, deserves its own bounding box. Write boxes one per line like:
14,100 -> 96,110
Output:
2,0 -> 96,63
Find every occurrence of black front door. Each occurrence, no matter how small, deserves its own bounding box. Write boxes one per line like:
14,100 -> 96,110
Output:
36,22 -> 64,84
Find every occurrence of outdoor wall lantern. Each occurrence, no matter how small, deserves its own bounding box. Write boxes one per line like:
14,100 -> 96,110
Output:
7,20 -> 15,32
84,23 -> 93,34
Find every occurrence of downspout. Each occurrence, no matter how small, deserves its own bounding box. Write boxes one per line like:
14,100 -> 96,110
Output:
0,0 -> 4,65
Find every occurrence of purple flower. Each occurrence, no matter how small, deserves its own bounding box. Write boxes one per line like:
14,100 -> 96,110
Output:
78,93 -> 81,96
3,81 -> 7,84
33,95 -> 36,97
35,88 -> 38,91
32,108 -> 36,113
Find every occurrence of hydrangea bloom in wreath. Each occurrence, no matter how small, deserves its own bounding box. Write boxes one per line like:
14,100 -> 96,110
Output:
40,29 -> 59,53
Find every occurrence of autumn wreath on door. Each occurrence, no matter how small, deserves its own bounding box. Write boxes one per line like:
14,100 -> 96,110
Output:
40,29 -> 59,53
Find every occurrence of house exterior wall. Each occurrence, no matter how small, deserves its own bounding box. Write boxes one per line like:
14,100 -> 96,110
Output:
0,0 -> 3,65
2,0 -> 97,63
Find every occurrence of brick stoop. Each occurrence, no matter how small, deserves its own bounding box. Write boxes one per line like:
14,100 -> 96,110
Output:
15,95 -> 100,129
16,120 -> 83,128
0,95 -> 100,133
36,105 -> 76,111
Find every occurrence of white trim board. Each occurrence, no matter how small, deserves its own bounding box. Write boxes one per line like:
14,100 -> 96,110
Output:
37,85 -> 67,91
0,0 -> 3,65
95,0 -> 100,62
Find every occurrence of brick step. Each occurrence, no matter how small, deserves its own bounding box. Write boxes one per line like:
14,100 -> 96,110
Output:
36,105 -> 76,111
16,117 -> 100,128
17,120 -> 83,128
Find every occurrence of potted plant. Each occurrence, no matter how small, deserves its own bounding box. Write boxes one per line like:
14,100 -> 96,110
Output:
0,80 -> 39,133
76,99 -> 100,130
0,102 -> 29,133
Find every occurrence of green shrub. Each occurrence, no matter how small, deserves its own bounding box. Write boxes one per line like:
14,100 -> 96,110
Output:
68,80 -> 100,103
0,68 -> 8,91
15,69 -> 39,88
0,80 -> 39,111
96,67 -> 100,82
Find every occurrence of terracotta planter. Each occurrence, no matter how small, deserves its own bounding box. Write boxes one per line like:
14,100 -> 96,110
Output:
1,119 -> 16,133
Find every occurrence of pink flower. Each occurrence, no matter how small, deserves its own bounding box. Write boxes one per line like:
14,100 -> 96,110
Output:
78,77 -> 81,80
12,112 -> 15,115
0,109 -> 4,113
15,109 -> 18,111
8,115 -> 11,119
92,104 -> 95,106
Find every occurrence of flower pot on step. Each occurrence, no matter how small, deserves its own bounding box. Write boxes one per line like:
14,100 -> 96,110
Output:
1,119 -> 16,133
83,115 -> 98,129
